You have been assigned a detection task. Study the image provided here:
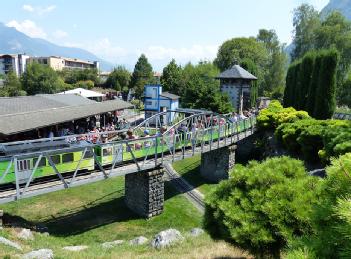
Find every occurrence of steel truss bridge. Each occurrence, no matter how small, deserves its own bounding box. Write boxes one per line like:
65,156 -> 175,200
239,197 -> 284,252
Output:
0,110 -> 256,204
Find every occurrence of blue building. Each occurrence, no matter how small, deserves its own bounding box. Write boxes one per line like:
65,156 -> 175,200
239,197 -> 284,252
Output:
144,84 -> 180,124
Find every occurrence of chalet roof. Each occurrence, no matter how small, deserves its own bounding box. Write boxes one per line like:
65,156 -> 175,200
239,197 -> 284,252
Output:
0,94 -> 132,136
216,65 -> 257,80
160,92 -> 180,100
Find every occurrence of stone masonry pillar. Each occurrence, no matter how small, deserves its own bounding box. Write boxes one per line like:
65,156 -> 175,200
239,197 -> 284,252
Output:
125,166 -> 164,218
0,210 -> 3,229
200,144 -> 236,183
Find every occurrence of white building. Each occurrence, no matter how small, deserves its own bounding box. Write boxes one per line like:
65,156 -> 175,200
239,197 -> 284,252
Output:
216,65 -> 257,113
28,56 -> 99,71
0,54 -> 30,77
58,88 -> 105,102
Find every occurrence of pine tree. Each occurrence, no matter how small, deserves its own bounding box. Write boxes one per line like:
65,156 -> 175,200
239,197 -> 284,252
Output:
130,54 -> 154,98
298,52 -> 315,111
241,58 -> 258,107
313,49 -> 339,119
306,54 -> 322,116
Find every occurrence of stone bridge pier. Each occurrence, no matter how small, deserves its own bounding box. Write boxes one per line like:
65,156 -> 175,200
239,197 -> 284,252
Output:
125,166 -> 164,218
200,144 -> 236,183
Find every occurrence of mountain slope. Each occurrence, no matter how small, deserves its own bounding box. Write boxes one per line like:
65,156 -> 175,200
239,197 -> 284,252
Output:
0,23 -> 113,71
321,0 -> 351,20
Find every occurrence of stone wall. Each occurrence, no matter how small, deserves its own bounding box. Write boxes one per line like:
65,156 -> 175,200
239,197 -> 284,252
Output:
0,210 -> 3,229
200,144 -> 236,183
125,166 -> 164,218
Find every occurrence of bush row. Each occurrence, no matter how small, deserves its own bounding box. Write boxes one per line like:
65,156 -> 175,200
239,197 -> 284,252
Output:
257,101 -> 351,162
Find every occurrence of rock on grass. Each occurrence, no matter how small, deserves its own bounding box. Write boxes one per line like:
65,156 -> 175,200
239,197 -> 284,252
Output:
151,229 -> 184,249
22,249 -> 53,259
0,236 -> 22,250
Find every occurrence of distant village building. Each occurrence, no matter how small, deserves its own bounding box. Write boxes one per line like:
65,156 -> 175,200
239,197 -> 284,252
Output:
216,65 -> 257,113
28,56 -> 99,71
58,88 -> 105,102
144,84 -> 179,124
0,54 -> 30,77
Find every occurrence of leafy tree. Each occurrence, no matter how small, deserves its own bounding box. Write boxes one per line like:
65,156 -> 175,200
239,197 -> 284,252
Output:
130,54 -> 154,98
257,29 -> 288,96
160,59 -> 184,96
75,80 -> 94,90
204,156 -> 319,259
313,49 -> 339,119
22,63 -> 65,95
214,37 -> 268,73
1,72 -> 26,97
315,12 -> 351,90
291,4 -> 321,61
241,58 -> 258,107
182,62 -> 232,113
339,73 -> 351,107
59,68 -> 100,86
105,66 -> 131,91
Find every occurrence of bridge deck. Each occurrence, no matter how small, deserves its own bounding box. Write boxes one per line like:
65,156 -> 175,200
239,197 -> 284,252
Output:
0,128 -> 254,204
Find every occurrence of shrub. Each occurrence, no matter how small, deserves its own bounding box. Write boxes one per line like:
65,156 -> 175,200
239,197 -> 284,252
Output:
307,153 -> 351,258
257,101 -> 310,131
204,157 -> 319,258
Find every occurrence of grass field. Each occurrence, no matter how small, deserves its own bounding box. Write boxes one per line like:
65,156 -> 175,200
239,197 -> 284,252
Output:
172,155 -> 218,196
0,175 -> 248,259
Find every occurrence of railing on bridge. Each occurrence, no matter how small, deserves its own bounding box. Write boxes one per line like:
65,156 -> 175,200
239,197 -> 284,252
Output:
0,110 -> 256,203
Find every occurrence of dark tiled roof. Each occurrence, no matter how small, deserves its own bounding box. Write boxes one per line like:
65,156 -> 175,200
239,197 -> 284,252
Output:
0,95 -> 133,136
216,65 -> 257,80
160,92 -> 180,100
0,94 -> 93,116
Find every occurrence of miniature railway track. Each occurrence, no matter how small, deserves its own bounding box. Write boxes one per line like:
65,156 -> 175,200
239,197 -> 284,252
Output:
163,163 -> 205,212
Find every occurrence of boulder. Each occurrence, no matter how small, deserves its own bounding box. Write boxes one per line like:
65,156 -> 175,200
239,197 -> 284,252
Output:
129,236 -> 148,245
0,236 -> 22,250
62,245 -> 88,251
189,228 -> 204,237
151,229 -> 184,249
102,240 -> 124,249
22,249 -> 54,259
17,228 -> 34,240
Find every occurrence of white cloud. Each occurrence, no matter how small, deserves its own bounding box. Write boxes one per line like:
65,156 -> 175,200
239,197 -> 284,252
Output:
22,4 -> 34,12
139,45 -> 219,62
6,20 -> 47,38
87,38 -> 129,59
53,29 -> 68,39
22,4 -> 56,15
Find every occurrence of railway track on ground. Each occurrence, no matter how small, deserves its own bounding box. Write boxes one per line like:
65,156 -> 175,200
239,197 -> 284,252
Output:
163,163 -> 205,213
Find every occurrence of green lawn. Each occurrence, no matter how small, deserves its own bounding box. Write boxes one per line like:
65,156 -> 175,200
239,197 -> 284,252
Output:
0,175 -> 247,259
172,155 -> 218,196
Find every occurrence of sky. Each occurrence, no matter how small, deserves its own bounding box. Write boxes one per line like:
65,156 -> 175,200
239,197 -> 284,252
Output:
1,0 -> 329,71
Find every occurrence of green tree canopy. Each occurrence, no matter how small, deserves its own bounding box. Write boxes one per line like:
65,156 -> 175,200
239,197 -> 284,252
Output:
182,62 -> 232,113
105,66 -> 131,91
291,4 -> 321,61
214,37 -> 268,73
130,54 -> 154,98
59,68 -> 100,86
0,72 -> 26,97
257,29 -> 288,97
22,63 -> 65,95
160,59 -> 184,96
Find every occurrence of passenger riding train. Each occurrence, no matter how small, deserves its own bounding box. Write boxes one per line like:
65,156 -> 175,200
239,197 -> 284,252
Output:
0,117 -> 255,185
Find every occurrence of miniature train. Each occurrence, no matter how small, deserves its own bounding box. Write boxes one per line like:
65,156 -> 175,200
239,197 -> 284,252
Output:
0,118 -> 255,185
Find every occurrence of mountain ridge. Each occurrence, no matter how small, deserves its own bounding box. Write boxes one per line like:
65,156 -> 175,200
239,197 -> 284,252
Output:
321,0 -> 351,20
0,23 -> 113,71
